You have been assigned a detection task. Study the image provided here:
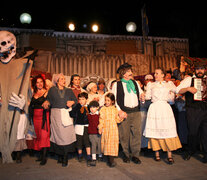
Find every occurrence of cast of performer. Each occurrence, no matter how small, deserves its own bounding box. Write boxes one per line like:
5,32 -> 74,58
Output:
87,100 -> 102,166
144,68 -> 182,164
29,74 -> 50,165
42,73 -> 77,167
112,63 -> 145,164
176,62 -> 207,163
69,92 -> 92,166
68,74 -> 86,99
98,93 -> 124,167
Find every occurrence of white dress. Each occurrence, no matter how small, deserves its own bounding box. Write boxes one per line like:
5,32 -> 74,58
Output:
143,81 -> 178,139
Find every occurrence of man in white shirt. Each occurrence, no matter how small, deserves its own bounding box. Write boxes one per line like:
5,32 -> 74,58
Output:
112,63 -> 145,164
176,61 -> 207,163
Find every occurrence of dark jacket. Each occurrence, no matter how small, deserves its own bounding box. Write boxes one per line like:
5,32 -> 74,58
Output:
69,103 -> 89,125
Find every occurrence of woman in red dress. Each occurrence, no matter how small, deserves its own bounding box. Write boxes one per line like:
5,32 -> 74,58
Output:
29,74 -> 50,165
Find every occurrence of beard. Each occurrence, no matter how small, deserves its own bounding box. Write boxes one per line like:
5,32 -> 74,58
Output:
195,72 -> 204,78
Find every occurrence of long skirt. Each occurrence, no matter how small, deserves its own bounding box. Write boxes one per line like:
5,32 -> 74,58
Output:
32,109 -> 50,151
148,137 -> 182,152
50,108 -> 76,155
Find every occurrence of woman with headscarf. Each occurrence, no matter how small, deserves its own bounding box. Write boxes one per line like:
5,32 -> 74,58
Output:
42,73 -> 77,167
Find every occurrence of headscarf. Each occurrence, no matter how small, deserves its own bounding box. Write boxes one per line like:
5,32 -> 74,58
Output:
86,82 -> 97,92
52,73 -> 64,86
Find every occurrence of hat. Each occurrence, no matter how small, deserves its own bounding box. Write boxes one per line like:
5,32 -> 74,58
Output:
194,61 -> 206,69
52,73 -> 64,86
116,63 -> 132,74
145,74 -> 153,80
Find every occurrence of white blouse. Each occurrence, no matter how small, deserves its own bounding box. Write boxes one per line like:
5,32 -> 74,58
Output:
145,81 -> 176,103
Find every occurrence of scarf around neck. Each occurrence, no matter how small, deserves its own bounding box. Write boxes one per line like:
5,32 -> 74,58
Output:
121,78 -> 137,94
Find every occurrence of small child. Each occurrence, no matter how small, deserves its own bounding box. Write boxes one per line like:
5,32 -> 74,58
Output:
87,101 -> 103,166
69,92 -> 92,166
98,93 -> 124,167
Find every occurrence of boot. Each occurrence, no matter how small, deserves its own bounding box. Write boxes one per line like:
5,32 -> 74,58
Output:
108,156 -> 116,167
57,155 -> 63,164
40,148 -> 47,165
16,151 -> 22,164
36,151 -> 43,162
62,154 -> 68,167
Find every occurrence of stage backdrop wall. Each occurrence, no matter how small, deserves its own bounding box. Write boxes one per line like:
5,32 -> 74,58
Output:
34,51 -> 177,79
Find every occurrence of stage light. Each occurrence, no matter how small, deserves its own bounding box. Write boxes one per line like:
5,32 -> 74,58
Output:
126,22 -> 137,33
68,23 -> 75,31
20,13 -> 32,24
92,24 -> 99,32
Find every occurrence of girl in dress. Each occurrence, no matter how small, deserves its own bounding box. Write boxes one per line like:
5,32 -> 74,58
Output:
98,93 -> 123,167
144,68 -> 182,164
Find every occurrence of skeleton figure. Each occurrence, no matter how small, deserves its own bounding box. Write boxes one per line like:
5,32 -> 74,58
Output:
0,30 -> 33,163
0,31 -> 16,64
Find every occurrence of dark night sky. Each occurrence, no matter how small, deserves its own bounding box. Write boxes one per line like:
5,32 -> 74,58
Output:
1,1 -> 207,57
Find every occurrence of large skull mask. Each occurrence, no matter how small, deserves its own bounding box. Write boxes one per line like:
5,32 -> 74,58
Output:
0,31 -> 16,64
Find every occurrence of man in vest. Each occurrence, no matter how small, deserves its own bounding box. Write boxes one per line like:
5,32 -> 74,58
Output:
112,63 -> 145,164
176,61 -> 207,163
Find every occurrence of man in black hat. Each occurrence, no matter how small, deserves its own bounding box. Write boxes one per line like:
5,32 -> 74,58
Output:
112,63 -> 145,164
176,61 -> 207,163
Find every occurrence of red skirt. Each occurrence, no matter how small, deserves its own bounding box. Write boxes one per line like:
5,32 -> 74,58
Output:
32,109 -> 50,151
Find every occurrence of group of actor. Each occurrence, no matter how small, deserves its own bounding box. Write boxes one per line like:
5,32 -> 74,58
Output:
13,61 -> 207,167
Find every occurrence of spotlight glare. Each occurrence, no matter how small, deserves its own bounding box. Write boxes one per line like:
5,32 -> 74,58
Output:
20,13 -> 32,24
92,24 -> 99,32
68,23 -> 75,31
126,22 -> 137,33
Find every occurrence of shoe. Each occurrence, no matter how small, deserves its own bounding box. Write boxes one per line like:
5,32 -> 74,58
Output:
167,157 -> 174,165
183,152 -> 191,161
154,156 -> 161,162
40,158 -> 47,166
78,156 -> 85,162
202,155 -> 207,163
131,156 -> 141,164
16,151 -> 22,164
97,156 -> 104,162
87,159 -> 92,167
122,153 -> 130,163
62,155 -> 68,167
57,156 -> 63,164
90,160 -> 96,166
108,161 -> 116,168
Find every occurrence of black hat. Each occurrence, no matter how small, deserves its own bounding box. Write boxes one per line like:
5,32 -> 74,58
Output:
194,61 -> 206,69
116,63 -> 132,74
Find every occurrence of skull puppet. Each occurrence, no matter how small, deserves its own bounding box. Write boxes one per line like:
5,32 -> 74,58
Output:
0,31 -> 16,64
0,30 -> 33,163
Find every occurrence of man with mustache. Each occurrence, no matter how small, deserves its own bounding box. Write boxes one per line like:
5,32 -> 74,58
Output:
112,63 -> 145,164
176,61 -> 207,163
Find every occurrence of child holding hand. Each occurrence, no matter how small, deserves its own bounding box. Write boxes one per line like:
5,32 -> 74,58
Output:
87,101 -> 103,166
98,93 -> 124,167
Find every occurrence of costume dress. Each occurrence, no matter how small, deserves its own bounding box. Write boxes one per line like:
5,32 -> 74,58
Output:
29,93 -> 50,150
98,105 -> 123,156
47,86 -> 77,155
144,81 -> 182,151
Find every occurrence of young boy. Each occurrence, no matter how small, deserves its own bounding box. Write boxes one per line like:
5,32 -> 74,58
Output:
69,92 -> 92,166
87,101 -> 102,166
